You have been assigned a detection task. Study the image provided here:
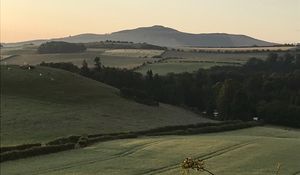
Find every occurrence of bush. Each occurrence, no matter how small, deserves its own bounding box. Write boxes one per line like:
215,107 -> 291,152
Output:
46,135 -> 81,145
40,62 -> 80,73
0,143 -> 42,153
0,144 -> 74,162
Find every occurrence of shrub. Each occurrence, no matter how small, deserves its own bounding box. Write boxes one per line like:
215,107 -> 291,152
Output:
46,135 -> 81,145
0,143 -> 42,153
0,144 -> 74,162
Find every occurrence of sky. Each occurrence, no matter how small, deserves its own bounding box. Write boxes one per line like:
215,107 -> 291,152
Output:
1,0 -> 300,43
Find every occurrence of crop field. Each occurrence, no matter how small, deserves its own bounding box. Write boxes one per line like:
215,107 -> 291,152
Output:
2,46 -> 297,75
1,126 -> 299,175
135,50 -> 296,75
185,46 -> 296,52
0,48 -> 161,69
1,65 -> 212,146
102,49 -> 165,58
162,50 -> 271,63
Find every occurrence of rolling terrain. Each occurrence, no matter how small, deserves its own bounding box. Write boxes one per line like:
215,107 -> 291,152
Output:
3,25 -> 275,47
2,46 -> 297,75
1,65 -> 212,146
0,47 -> 162,69
1,126 -> 299,175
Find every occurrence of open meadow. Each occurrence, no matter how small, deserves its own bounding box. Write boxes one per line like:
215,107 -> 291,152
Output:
1,47 -> 161,69
0,65 -> 212,146
1,126 -> 299,175
1,46 -> 297,75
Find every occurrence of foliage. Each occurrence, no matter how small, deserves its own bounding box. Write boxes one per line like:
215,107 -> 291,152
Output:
181,158 -> 214,175
84,41 -> 166,50
2,127 -> 299,175
0,143 -> 41,154
120,87 -> 159,106
0,121 -> 260,162
38,41 -> 86,54
40,52 -> 300,127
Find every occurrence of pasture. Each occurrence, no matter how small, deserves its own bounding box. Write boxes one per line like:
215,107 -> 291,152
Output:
102,49 -> 165,58
1,46 -> 297,75
1,48 -> 161,69
135,49 -> 298,75
1,126 -> 299,175
185,46 -> 296,52
1,65 -> 211,146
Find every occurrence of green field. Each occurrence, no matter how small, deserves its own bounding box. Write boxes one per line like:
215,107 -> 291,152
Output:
1,126 -> 299,175
0,65 -> 212,146
1,46 -> 297,76
162,50 -> 271,63
1,48 -> 160,69
185,46 -> 296,52
136,50 -> 297,75
102,49 -> 165,58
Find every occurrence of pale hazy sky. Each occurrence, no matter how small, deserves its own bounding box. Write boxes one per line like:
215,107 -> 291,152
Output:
1,0 -> 299,43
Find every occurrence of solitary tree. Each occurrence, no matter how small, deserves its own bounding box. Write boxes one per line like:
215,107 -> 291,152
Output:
80,60 -> 90,76
94,57 -> 102,71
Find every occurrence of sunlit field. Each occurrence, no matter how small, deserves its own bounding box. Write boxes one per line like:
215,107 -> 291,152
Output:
1,127 -> 299,175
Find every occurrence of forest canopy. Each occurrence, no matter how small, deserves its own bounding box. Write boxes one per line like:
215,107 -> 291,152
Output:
38,41 -> 86,54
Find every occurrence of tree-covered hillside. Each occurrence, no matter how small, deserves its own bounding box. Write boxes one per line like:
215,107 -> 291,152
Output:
38,41 -> 86,54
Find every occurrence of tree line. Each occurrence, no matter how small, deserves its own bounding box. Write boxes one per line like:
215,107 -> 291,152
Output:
41,52 -> 300,127
38,41 -> 86,54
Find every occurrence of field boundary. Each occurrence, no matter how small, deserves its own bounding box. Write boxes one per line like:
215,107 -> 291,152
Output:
0,121 -> 262,162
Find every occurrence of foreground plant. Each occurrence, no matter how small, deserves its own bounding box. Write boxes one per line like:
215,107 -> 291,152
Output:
181,158 -> 215,175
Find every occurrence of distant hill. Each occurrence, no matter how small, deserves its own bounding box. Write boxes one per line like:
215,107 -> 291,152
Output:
3,25 -> 276,47
1,65 -> 212,145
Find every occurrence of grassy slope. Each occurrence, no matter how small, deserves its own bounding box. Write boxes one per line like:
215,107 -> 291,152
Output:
0,65 -> 211,146
1,126 -> 299,175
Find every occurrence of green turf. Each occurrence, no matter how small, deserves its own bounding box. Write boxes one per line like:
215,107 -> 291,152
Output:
102,49 -> 165,58
0,65 -> 212,146
1,48 -> 160,69
135,50 -> 274,75
162,50 -> 270,62
1,126 -> 299,175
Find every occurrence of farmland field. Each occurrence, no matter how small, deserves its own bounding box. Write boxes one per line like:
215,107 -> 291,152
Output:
135,49 -> 298,75
1,65 -> 212,146
185,46 -> 296,52
102,49 -> 165,58
2,46 -> 298,75
1,126 -> 299,175
0,47 -> 161,69
162,50 -> 272,62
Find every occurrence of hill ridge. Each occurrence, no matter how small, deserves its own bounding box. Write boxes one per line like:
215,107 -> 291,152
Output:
3,25 -> 276,47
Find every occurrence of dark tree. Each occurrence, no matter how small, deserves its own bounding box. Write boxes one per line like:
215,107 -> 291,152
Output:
80,60 -> 90,76
94,57 -> 102,71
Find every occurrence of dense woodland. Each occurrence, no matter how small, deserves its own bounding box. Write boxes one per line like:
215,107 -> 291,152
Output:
84,41 -> 166,50
38,41 -> 86,54
41,52 -> 300,127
